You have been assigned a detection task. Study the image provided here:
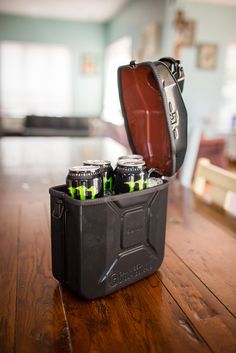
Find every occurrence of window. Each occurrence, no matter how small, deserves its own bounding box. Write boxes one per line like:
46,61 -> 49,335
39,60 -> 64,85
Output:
0,41 -> 72,118
102,37 -> 132,125
219,42 -> 236,132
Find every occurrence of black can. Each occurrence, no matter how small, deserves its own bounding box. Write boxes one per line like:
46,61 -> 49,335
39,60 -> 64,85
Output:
114,159 -> 148,194
83,160 -> 114,195
66,166 -> 102,200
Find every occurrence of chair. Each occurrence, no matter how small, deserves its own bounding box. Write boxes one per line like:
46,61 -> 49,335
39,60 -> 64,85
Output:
193,158 -> 236,217
197,137 -> 228,169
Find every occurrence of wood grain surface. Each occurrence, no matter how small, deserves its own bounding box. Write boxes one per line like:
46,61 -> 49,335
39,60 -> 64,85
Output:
61,275 -> 212,353
167,185 -> 236,316
0,137 -> 235,353
0,205 -> 19,353
14,203 -> 71,353
158,246 -> 236,353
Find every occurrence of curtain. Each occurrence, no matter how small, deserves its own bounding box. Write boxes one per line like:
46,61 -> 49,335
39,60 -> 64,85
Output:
0,41 -> 72,118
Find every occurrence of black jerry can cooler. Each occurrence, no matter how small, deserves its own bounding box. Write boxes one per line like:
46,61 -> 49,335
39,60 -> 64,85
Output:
49,57 -> 188,299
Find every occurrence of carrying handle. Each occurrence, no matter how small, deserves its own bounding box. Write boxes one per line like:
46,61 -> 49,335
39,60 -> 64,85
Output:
51,197 -> 66,283
130,57 -> 185,92
158,57 -> 185,92
52,199 -> 64,219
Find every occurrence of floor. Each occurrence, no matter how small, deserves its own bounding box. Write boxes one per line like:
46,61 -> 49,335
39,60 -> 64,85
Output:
0,137 -> 236,353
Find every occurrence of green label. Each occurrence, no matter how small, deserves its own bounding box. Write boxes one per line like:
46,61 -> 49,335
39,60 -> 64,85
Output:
103,176 -> 113,192
68,186 -> 76,199
124,179 -> 148,192
68,185 -> 97,200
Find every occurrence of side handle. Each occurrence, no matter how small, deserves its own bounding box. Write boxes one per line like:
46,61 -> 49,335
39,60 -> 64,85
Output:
52,199 -> 64,219
50,197 -> 65,283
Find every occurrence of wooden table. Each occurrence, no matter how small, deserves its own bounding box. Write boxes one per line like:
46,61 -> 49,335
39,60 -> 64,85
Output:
0,137 -> 236,353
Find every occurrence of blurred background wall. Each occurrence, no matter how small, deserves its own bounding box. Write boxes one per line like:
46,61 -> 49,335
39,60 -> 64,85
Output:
0,14 -> 105,117
0,0 -> 236,146
163,2 -> 236,136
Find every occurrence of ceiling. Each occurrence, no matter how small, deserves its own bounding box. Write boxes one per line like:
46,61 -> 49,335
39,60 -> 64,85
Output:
0,0 -> 236,22
0,0 -> 131,22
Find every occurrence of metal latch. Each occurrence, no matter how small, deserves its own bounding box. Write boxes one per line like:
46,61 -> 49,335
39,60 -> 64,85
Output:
130,60 -> 136,68
159,57 -> 185,92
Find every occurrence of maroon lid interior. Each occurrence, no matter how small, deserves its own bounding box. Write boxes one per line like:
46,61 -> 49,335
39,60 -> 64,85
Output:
119,64 -> 173,175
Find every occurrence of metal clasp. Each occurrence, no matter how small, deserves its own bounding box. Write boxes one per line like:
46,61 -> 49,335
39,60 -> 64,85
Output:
130,60 -> 137,68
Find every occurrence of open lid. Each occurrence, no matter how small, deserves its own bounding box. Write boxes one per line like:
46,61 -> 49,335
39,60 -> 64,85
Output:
117,57 -> 188,177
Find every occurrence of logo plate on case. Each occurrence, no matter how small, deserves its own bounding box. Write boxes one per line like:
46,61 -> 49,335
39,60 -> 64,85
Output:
169,101 -> 179,140
108,263 -> 153,287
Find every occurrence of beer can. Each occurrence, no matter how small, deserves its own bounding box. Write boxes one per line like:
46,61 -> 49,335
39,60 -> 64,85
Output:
118,154 -> 144,161
114,159 -> 148,194
148,177 -> 164,188
66,166 -> 102,200
83,159 -> 114,195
